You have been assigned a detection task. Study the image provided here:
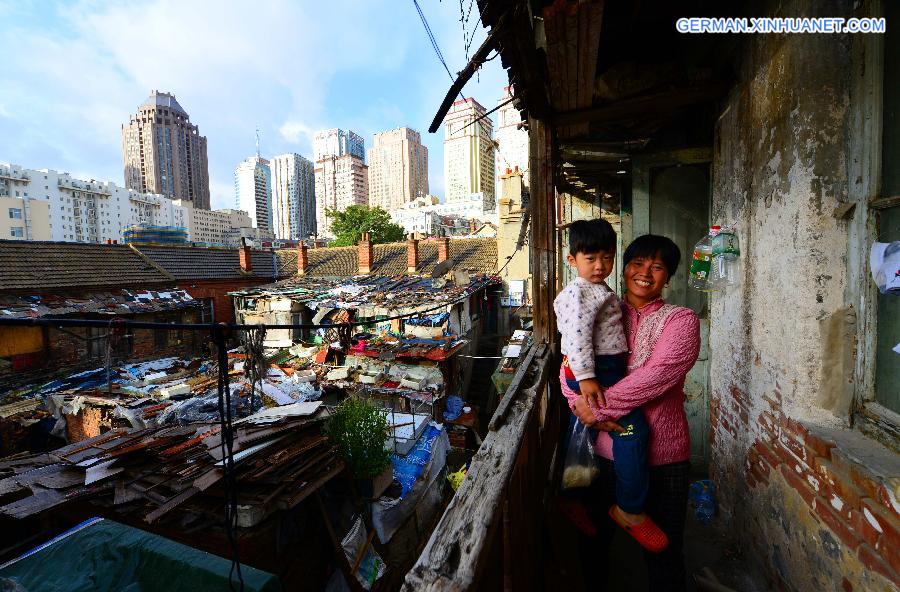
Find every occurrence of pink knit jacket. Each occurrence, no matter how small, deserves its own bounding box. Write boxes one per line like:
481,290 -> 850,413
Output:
561,298 -> 701,466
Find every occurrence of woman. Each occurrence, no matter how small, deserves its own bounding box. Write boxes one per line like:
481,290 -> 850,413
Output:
563,234 -> 701,592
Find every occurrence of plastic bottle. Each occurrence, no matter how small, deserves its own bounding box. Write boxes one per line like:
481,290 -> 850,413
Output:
689,479 -> 717,525
688,226 -> 720,291
710,225 -> 741,289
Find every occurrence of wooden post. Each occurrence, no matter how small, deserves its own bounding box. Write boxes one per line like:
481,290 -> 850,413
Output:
528,118 -> 557,345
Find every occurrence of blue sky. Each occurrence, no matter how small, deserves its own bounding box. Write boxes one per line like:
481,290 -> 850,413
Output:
0,0 -> 508,209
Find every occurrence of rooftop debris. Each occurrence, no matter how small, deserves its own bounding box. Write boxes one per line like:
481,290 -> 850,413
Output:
0,289 -> 199,319
0,402 -> 341,526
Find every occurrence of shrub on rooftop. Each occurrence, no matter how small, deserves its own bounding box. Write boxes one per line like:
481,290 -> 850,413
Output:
325,396 -> 392,479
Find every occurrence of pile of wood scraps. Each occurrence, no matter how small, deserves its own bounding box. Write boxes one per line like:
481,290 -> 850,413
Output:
0,401 -> 343,529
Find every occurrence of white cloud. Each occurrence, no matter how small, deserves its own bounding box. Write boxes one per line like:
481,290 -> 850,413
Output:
0,0 -> 509,206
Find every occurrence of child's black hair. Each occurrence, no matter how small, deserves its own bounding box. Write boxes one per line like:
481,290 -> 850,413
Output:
568,218 -> 617,256
622,234 -> 681,277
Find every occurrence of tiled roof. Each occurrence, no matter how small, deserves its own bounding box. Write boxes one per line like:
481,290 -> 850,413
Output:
0,241 -> 173,291
274,237 -> 498,277
133,245 -> 278,281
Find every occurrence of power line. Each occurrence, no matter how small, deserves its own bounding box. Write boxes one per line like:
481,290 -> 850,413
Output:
413,0 -> 455,82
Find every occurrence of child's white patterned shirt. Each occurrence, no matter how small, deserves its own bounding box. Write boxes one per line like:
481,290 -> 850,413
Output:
553,277 -> 628,381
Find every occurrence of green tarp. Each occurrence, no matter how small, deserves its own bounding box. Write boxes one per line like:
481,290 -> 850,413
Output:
0,518 -> 282,592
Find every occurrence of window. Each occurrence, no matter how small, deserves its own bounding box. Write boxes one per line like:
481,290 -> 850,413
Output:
874,7 -> 899,412
8,208 -> 22,219
10,227 -> 24,238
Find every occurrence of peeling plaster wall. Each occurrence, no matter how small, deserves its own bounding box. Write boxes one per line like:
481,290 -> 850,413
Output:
709,0 -> 900,589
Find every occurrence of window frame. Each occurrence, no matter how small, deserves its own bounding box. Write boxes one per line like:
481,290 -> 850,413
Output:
848,0 -> 900,451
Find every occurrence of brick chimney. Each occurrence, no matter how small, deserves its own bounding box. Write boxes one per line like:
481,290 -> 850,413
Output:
437,234 -> 450,263
358,232 -> 373,274
239,241 -> 253,273
469,219 -> 477,234
297,243 -> 309,275
406,234 -> 419,274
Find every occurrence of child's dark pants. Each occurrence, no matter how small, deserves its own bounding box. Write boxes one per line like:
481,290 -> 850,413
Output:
566,353 -> 649,514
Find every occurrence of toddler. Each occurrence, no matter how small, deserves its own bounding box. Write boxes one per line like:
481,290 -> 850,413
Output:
553,218 -> 668,553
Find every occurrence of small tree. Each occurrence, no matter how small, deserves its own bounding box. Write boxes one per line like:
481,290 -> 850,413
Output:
327,205 -> 405,247
325,396 -> 391,479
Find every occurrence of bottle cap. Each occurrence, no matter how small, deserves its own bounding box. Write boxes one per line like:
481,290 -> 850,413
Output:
710,225 -> 721,234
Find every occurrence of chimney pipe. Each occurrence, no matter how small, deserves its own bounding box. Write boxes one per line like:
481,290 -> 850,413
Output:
437,234 -> 450,264
406,234 -> 419,274
358,232 -> 373,274
239,240 -> 253,273
297,243 -> 309,275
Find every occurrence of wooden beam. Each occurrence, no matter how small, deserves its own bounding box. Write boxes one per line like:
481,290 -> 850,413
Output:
428,14 -> 505,133
552,83 -> 731,127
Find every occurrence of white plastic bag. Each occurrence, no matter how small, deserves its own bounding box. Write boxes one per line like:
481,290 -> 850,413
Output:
561,420 -> 599,490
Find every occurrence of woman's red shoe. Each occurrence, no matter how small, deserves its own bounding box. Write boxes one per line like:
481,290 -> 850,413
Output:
608,506 -> 669,553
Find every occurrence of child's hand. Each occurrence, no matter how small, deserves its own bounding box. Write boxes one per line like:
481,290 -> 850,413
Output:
578,378 -> 606,409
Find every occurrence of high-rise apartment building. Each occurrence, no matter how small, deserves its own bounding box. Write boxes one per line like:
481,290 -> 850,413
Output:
314,155 -> 368,238
367,127 -> 429,211
313,129 -> 365,163
495,87 -> 529,191
0,162 -> 187,243
270,153 -> 316,240
234,156 -> 272,233
443,98 -> 496,211
121,91 -> 211,209
173,199 -> 254,246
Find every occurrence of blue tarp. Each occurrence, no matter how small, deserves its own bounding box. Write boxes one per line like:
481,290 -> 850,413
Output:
391,424 -> 444,497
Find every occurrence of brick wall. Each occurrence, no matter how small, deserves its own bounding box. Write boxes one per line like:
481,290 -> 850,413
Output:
708,1 -> 899,589
180,279 -> 270,323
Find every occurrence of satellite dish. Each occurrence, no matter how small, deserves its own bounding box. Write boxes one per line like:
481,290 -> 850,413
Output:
431,259 -> 454,278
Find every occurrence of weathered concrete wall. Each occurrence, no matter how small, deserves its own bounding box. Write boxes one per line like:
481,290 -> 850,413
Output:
709,0 -> 900,589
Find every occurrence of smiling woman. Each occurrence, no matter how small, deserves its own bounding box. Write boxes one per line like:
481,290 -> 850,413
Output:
564,233 -> 702,592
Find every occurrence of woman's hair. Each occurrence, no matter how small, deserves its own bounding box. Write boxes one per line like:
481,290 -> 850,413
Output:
623,234 -> 681,278
568,218 -> 617,255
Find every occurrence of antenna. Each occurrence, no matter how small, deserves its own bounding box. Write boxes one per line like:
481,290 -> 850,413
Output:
255,128 -> 260,158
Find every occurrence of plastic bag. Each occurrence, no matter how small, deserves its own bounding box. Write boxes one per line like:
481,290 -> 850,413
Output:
561,420 -> 599,490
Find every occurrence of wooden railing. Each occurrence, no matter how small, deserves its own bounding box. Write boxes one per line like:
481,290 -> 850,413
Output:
402,343 -> 562,591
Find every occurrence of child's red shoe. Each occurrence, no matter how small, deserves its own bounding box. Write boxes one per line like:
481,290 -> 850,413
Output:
555,497 -> 597,537
608,506 -> 669,553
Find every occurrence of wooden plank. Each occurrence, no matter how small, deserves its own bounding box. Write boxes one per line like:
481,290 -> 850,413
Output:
552,83 -> 731,127
489,344 -> 543,431
401,350 -> 552,591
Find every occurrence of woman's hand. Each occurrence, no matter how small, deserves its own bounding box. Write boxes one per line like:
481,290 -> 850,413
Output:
571,398 -> 626,433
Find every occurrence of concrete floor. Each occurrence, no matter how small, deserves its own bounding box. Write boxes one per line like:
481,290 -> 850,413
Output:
546,478 -> 773,592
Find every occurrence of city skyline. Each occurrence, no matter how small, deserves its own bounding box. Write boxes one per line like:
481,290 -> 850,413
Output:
0,1 -> 508,210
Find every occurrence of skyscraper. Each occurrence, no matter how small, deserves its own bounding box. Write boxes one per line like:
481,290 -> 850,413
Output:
313,128 -> 368,238
313,129 -> 365,162
495,87 -> 529,190
121,91 -> 210,209
270,153 -> 316,240
443,98 -> 496,211
367,127 -> 429,211
314,155 -> 368,239
234,156 -> 272,233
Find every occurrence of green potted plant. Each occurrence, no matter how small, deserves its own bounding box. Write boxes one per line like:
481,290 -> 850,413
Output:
325,396 -> 393,498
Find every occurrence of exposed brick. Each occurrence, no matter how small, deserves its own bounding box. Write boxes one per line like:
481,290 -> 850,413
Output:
858,544 -> 900,588
754,441 -> 781,470
780,464 -> 817,507
813,496 -> 862,552
877,485 -> 900,521
779,429 -> 809,463
850,508 -> 882,550
803,429 -> 835,461
860,499 -> 900,557
850,467 -> 883,502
